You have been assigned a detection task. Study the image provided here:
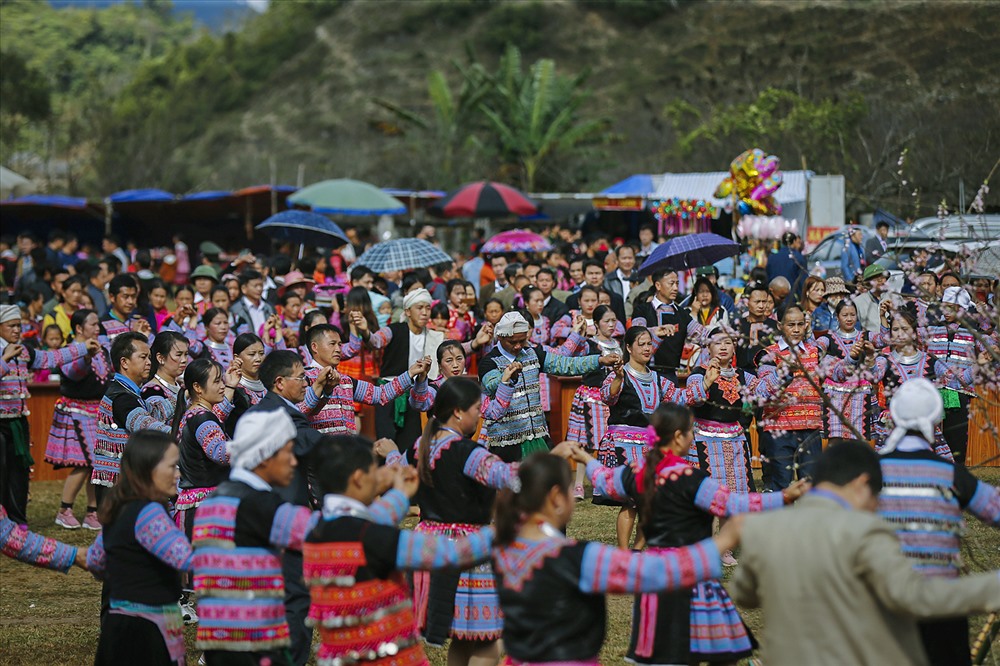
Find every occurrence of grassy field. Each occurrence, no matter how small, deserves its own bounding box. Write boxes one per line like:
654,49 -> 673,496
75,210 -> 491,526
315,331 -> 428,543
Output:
2,471 -> 998,666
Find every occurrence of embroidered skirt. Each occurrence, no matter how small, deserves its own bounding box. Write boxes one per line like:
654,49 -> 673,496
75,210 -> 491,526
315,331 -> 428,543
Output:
690,420 -> 755,494
566,386 -> 610,452
629,572 -> 754,664
822,380 -> 872,440
44,397 -> 98,468
412,521 -> 503,645
593,425 -> 648,507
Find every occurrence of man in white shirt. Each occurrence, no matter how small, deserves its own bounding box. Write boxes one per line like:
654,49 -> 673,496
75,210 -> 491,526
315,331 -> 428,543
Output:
603,244 -> 638,302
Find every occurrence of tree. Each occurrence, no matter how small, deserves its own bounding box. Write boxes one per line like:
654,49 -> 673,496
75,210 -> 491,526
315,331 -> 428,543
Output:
478,45 -> 608,191
0,50 -> 52,153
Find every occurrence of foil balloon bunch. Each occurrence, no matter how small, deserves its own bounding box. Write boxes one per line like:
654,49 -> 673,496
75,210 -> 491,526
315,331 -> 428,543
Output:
715,148 -> 783,216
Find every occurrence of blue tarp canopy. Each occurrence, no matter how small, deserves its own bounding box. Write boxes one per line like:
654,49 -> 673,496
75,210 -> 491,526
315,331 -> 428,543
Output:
1,194 -> 90,208
108,188 -> 175,203
181,190 -> 234,201
601,174 -> 657,196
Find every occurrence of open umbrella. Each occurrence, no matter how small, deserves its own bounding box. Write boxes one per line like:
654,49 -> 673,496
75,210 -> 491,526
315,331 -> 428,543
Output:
429,181 -> 537,218
256,210 -> 350,247
638,232 -> 740,277
481,229 -> 553,255
354,238 -> 451,273
287,179 -> 407,216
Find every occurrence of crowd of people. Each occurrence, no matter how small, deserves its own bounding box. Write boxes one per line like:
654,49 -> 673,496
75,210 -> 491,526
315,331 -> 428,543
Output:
1,221 -> 999,666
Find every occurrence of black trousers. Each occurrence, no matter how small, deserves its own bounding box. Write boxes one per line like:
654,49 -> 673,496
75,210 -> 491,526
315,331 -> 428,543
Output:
281,549 -> 312,666
918,617 -> 970,666
942,394 -> 971,465
95,613 -> 176,666
204,649 -> 294,666
0,417 -> 30,524
374,402 -> 422,453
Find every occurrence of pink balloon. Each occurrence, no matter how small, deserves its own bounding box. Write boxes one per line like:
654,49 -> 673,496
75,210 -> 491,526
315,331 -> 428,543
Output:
758,155 -> 780,178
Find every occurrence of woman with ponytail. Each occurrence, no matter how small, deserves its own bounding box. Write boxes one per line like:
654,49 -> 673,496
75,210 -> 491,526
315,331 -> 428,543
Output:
492,452 -> 741,666
408,377 -> 521,666
572,403 -> 808,666
88,430 -> 193,665
170,357 -> 239,624
222,333 -> 267,436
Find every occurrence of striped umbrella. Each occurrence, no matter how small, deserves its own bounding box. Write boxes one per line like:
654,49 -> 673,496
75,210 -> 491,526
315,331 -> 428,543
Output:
481,229 -> 553,255
354,238 -> 452,273
637,232 -> 740,276
429,181 -> 537,218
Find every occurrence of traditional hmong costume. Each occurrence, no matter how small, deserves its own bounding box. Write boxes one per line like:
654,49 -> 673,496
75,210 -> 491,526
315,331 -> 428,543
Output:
100,314 -> 132,342
631,298 -> 705,376
493,521 -> 723,665
141,373 -> 181,404
87,500 -> 194,666
816,329 -> 879,440
479,335 -> 601,462
406,428 -> 518,646
593,366 -> 700,506
588,453 -> 783,664
91,374 -> 174,489
0,334 -> 88,522
44,346 -> 112,469
566,338 -> 619,451
300,363 -> 428,436
176,401 -> 233,533
0,504 -> 78,572
222,376 -> 267,437
304,494 -> 493,666
685,366 -> 759,493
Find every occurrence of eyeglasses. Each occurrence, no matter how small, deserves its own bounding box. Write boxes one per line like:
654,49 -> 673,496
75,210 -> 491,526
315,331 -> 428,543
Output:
281,375 -> 308,383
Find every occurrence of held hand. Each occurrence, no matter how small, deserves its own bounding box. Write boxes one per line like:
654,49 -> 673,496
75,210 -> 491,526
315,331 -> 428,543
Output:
704,358 -> 721,386
85,339 -> 102,357
394,465 -> 420,498
614,359 -> 626,378
373,438 -> 398,458
879,299 -> 892,315
569,442 -> 594,464
549,441 -> 580,459
131,317 -> 151,335
713,514 -> 744,553
314,366 -> 333,394
2,343 -> 24,362
782,478 -> 812,504
849,339 -> 864,360
501,361 -> 523,383
374,466 -> 396,494
224,360 -> 242,388
350,311 -> 368,334
74,549 -> 88,571
573,314 -> 586,335
474,323 -> 493,349
408,359 -> 428,381
598,353 -> 621,367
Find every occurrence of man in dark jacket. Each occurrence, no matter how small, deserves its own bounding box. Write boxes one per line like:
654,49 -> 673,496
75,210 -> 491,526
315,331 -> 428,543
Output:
766,232 -> 807,296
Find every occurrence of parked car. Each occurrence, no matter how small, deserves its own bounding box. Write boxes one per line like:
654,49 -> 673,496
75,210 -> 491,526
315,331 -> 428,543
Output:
908,214 -> 1000,241
805,227 -> 877,279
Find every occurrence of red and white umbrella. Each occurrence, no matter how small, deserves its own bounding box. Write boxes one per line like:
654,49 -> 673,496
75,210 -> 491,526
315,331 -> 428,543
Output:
428,181 -> 537,218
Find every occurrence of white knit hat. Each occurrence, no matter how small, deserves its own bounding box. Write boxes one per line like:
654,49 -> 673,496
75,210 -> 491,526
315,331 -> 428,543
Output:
495,312 -> 529,337
403,288 -> 432,310
941,286 -> 972,311
0,304 -> 20,324
881,378 -> 944,454
228,409 -> 297,470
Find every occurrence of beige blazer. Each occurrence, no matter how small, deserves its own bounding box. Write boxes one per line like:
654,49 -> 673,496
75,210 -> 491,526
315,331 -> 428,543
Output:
732,494 -> 1000,666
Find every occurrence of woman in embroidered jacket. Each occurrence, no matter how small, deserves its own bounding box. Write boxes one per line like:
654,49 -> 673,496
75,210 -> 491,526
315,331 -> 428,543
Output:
491,453 -> 742,666
45,309 -> 113,531
304,435 -> 495,666
401,377 -> 526,666
597,326 -> 703,550
577,404 -> 808,665
222,333 -> 268,436
172,307 -> 285,370
412,341 -> 516,424
141,331 -> 189,404
88,431 -> 195,666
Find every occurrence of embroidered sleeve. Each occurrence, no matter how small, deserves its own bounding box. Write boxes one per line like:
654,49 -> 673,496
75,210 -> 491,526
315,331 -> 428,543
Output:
396,526 -> 493,571
86,534 -> 106,578
664,375 -> 701,405
685,374 -> 708,406
30,343 -> 87,370
408,376 -> 434,412
194,417 -> 231,465
481,382 -> 513,419
548,331 -> 587,356
935,358 -> 976,390
586,460 -> 632,501
368,488 -> 410,526
135,503 -> 193,572
262,334 -> 287,354
462,446 -> 518,490
355,371 -> 412,406
300,384 -> 325,413
543,352 -> 599,377
481,367 -> 503,397
549,314 -> 574,342
59,354 -> 92,381
686,318 -> 706,342
577,539 -> 721,594
693,478 -> 783,517
383,450 -> 406,467
601,372 -> 621,406
269,504 -> 320,551
145,395 -> 175,424
0,507 -> 77,573
125,405 -> 172,434
340,333 -> 361,360
211,396 -> 235,422
958,464 -> 1000,526
361,326 -> 393,350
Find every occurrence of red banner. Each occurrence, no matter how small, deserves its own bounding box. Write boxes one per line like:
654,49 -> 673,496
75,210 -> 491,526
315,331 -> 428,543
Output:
593,196 -> 645,211
806,226 -> 839,249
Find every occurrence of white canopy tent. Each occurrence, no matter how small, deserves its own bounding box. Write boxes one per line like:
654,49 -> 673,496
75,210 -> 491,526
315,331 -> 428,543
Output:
1,166 -> 36,200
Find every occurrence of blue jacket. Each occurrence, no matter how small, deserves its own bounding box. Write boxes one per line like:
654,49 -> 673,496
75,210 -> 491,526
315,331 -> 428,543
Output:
766,247 -> 807,293
840,241 -> 864,282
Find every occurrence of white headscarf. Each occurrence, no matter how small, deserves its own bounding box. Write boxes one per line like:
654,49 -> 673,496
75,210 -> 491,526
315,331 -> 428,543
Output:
228,409 -> 297,470
0,304 -> 20,324
941,286 -> 972,311
881,378 -> 944,454
403,288 -> 432,310
495,312 -> 530,337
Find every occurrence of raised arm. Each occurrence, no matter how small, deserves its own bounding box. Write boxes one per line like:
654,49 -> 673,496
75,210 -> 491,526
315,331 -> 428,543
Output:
30,342 -> 88,370
134,503 -> 194,572
269,503 -> 322,551
355,371 -> 414,406
192,415 -> 231,465
541,350 -> 600,378
368,488 -> 411,527
584,459 -> 638,502
577,538 -> 721,594
395,526 -> 493,571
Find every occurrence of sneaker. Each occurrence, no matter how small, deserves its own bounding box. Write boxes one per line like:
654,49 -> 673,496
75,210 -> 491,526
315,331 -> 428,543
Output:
573,484 -> 585,501
82,512 -> 102,531
180,601 -> 199,625
55,508 -> 80,529
721,550 -> 738,567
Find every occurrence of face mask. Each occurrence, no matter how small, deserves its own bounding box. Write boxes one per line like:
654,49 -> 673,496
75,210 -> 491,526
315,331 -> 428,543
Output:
376,310 -> 390,328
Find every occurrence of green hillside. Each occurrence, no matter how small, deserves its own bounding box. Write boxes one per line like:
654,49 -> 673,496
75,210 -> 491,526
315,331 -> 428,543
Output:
3,0 -> 999,217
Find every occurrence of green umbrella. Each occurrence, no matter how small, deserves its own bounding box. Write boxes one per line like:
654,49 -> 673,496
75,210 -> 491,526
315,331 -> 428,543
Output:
287,179 -> 407,216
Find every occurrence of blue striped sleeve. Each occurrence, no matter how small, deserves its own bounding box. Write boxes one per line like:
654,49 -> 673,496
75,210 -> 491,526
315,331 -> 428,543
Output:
395,527 -> 493,570
586,460 -> 631,501
125,406 -> 172,434
369,489 -> 409,526
967,482 -> 1000,526
134,503 -> 193,572
86,534 -> 106,578
578,539 -> 721,594
269,504 -> 320,550
463,446 -> 517,490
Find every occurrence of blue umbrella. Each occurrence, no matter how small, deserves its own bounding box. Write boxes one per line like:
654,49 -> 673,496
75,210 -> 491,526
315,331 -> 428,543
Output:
256,210 -> 350,247
638,232 -> 740,277
354,238 -> 451,273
